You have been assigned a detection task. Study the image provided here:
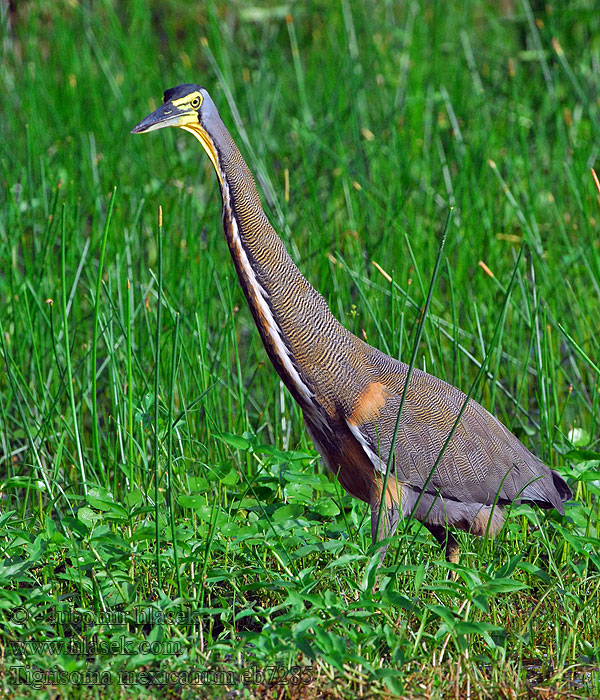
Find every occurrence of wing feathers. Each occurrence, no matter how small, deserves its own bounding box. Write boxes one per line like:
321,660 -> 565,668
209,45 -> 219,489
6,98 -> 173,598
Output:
345,350 -> 571,513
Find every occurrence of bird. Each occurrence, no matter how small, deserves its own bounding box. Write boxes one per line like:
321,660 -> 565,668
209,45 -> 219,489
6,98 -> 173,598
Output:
132,84 -> 571,565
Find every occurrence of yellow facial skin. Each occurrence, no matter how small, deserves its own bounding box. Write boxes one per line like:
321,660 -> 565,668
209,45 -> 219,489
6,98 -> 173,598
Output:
132,91 -> 223,184
180,124 -> 223,184
171,91 -> 202,109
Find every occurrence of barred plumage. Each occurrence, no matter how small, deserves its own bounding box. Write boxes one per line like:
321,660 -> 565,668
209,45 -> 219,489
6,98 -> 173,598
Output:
132,84 -> 571,565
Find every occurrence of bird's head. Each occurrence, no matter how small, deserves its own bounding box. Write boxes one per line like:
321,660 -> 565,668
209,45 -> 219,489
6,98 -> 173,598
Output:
132,84 -> 223,181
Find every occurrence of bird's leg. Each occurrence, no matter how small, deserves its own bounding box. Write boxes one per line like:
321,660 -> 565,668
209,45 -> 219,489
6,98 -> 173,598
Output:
424,524 -> 460,565
370,493 -> 401,565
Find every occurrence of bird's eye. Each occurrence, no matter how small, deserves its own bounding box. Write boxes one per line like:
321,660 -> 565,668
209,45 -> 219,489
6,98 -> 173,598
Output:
191,97 -> 201,108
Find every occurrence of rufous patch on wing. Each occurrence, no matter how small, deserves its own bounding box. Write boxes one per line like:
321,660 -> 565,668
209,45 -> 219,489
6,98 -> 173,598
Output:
348,381 -> 390,426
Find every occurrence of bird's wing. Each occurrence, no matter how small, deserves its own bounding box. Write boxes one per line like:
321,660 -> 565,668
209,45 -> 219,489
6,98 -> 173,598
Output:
343,346 -> 565,512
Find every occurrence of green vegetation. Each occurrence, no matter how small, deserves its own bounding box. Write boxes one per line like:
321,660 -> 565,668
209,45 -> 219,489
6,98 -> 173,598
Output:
1,1 -> 599,697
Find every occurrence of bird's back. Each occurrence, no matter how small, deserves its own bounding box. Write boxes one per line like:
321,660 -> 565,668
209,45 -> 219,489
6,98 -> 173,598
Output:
335,338 -> 570,515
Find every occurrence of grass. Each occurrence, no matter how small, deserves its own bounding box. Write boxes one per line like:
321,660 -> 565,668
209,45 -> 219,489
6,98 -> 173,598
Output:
1,0 -> 599,697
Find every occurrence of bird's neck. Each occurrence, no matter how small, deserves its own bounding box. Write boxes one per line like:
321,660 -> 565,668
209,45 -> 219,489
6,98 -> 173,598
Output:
211,128 -> 346,412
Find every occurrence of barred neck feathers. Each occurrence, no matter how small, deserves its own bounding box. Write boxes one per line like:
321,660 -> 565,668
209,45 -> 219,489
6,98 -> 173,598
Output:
213,128 -> 332,418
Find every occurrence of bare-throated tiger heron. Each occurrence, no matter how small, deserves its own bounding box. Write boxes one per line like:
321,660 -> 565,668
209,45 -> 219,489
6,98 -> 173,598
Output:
132,85 -> 571,565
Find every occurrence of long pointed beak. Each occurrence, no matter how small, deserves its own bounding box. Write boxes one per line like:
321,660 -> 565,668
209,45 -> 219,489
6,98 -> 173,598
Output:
131,103 -> 196,134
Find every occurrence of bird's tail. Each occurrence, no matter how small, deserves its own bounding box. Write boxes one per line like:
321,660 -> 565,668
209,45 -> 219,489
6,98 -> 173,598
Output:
521,464 -> 571,515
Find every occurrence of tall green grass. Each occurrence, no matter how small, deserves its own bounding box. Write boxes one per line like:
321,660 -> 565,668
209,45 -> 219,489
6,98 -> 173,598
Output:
1,1 -> 599,697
